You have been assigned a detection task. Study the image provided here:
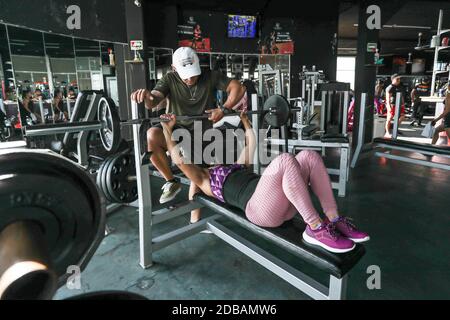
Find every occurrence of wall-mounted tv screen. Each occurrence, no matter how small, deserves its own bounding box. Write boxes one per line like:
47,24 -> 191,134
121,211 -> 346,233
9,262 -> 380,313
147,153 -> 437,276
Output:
227,15 -> 257,38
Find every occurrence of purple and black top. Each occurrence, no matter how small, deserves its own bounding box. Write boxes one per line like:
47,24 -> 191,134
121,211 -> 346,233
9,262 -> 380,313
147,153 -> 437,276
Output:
208,164 -> 261,212
208,163 -> 244,202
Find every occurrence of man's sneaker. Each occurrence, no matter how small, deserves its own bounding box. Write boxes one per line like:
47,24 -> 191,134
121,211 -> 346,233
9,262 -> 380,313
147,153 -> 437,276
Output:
302,223 -> 355,253
327,217 -> 370,243
159,181 -> 181,204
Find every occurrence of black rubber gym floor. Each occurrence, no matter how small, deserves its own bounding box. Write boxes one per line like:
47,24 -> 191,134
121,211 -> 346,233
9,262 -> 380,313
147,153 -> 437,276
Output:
55,151 -> 450,300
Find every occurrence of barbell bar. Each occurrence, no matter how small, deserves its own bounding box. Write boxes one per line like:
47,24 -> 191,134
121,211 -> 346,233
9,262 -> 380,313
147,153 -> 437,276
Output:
23,109 -> 284,136
24,95 -> 299,152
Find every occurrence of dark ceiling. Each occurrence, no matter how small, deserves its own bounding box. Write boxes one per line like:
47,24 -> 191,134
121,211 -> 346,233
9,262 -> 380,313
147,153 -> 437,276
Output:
145,0 -> 450,55
146,0 -> 450,38
145,0 -> 341,18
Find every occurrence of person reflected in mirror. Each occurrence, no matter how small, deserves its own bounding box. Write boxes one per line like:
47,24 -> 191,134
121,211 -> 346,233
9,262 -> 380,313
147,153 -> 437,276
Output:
52,89 -> 68,122
67,87 -> 77,100
33,88 -> 43,101
374,78 -> 385,114
18,90 -> 41,126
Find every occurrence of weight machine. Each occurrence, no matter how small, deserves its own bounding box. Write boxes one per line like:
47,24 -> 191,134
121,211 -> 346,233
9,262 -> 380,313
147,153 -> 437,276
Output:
299,65 -> 326,121
269,78 -> 352,197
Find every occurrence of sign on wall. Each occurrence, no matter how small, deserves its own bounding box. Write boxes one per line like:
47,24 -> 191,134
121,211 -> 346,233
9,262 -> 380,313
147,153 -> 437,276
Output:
130,40 -> 144,51
177,16 -> 211,52
259,22 -> 294,54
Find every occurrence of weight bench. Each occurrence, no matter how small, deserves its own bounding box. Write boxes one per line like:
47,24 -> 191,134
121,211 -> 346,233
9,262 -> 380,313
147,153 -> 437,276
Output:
193,193 -> 366,300
373,137 -> 450,171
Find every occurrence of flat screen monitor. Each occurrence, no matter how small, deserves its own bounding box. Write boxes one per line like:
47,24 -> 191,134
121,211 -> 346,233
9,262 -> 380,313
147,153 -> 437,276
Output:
227,15 -> 257,38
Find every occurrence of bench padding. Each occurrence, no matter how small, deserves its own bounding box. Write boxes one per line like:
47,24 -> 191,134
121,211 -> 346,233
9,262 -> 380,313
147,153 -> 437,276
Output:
374,137 -> 450,156
194,193 -> 365,278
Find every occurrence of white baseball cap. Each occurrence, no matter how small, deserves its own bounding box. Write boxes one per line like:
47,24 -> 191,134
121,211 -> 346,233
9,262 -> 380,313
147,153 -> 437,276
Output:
172,47 -> 201,80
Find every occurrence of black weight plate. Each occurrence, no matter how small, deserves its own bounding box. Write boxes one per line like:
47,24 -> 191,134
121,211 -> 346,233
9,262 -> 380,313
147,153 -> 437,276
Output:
106,153 -> 137,204
263,94 -> 290,128
106,153 -> 138,204
0,150 -> 105,286
98,97 -> 121,154
101,155 -> 117,203
103,156 -> 118,203
0,174 -> 88,272
96,160 -> 106,196
97,158 -> 113,203
102,154 -> 121,203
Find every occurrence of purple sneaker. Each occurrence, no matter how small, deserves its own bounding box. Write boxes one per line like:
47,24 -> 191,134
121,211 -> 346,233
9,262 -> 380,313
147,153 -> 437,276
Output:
302,223 -> 355,253
329,217 -> 370,243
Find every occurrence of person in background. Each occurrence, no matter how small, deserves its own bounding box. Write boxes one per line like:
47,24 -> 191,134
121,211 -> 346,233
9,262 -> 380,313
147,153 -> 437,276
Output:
374,78 -> 385,114
410,78 -> 431,127
67,88 -> 77,100
385,74 -> 406,137
18,90 -> 41,126
52,89 -> 68,122
430,82 -> 450,145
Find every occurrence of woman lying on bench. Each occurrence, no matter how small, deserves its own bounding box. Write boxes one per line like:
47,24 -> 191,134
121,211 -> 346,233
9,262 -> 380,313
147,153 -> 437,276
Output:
160,113 -> 369,253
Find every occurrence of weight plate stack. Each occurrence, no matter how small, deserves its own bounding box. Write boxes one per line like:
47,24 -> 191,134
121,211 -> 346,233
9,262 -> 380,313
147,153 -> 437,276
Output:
0,149 -> 105,287
97,157 -> 115,203
103,154 -> 121,203
105,153 -> 138,204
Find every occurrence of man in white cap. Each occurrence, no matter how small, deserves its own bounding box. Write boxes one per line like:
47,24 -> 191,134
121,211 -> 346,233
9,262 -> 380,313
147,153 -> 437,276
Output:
131,47 -> 246,204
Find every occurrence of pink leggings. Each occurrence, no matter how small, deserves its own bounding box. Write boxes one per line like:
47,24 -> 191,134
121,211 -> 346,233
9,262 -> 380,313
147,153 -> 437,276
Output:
245,150 -> 338,227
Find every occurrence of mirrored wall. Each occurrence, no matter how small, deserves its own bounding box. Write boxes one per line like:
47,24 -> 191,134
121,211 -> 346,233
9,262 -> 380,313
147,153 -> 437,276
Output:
0,23 -> 122,141
197,52 -> 291,98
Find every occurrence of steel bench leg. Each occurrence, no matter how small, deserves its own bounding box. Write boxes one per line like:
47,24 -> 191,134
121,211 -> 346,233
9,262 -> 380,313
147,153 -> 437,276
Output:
328,275 -> 348,300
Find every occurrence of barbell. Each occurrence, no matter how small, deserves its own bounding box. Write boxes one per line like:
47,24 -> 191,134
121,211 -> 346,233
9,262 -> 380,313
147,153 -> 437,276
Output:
24,94 -> 298,154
